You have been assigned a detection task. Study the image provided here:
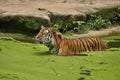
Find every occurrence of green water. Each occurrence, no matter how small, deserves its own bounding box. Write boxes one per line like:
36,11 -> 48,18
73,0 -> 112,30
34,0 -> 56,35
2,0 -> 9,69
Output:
0,35 -> 120,80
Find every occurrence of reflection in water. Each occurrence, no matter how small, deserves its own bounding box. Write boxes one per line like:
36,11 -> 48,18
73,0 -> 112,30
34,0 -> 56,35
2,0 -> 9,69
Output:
15,37 -> 120,49
108,42 -> 120,48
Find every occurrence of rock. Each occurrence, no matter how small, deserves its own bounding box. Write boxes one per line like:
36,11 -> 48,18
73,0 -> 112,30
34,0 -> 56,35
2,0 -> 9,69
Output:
0,0 -> 120,25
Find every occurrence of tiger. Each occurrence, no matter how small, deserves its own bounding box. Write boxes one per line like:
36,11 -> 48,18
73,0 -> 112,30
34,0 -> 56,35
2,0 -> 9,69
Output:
35,26 -> 108,56
35,26 -> 54,53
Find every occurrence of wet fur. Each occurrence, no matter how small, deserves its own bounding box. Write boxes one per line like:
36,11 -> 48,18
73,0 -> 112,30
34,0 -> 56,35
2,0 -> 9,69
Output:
52,32 -> 108,56
36,26 -> 108,56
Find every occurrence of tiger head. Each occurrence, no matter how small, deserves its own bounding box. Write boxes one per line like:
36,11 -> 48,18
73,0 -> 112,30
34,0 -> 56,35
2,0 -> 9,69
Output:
35,26 -> 63,47
35,26 -> 55,45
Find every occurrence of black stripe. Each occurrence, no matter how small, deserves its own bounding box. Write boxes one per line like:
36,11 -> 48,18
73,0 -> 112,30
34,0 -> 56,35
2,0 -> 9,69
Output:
90,38 -> 97,51
86,38 -> 94,51
73,39 -> 76,54
84,38 -> 91,51
79,39 -> 84,52
76,39 -> 80,54
95,38 -> 100,51
80,39 -> 87,52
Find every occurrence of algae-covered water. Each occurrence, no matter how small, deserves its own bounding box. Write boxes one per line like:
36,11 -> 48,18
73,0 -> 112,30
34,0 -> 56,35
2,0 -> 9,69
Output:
0,35 -> 120,80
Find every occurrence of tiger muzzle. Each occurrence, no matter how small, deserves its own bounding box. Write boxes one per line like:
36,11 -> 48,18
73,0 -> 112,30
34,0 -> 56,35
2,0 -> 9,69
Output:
35,36 -> 43,44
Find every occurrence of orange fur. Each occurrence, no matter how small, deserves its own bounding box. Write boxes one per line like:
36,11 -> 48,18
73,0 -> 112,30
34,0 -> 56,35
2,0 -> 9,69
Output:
36,26 -> 108,56
52,32 -> 108,56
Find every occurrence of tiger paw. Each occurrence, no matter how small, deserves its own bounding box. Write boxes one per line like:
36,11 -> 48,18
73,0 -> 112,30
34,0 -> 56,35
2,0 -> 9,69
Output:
50,49 -> 57,54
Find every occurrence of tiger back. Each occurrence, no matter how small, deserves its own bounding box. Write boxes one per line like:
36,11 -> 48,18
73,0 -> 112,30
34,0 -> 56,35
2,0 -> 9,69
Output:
52,32 -> 108,56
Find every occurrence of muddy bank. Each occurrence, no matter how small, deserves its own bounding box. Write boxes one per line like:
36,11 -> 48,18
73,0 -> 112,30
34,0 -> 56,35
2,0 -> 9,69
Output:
71,26 -> 120,38
0,0 -> 120,43
0,0 -> 120,26
0,26 -> 120,43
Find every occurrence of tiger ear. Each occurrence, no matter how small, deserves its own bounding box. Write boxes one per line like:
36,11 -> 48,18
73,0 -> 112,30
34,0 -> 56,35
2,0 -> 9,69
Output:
52,29 -> 56,35
57,33 -> 63,40
41,25 -> 44,29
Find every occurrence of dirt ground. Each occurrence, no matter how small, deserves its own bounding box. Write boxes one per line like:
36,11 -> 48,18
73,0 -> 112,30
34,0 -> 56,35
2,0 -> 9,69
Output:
0,0 -> 120,21
0,0 -> 120,39
72,26 -> 120,38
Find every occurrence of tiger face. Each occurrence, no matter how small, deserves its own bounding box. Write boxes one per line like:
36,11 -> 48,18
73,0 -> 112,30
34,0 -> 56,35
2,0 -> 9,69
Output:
35,26 -> 53,44
35,26 -> 56,53
35,26 -> 62,54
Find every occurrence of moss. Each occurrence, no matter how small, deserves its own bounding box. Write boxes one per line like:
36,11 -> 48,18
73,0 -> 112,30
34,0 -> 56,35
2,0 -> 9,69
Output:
0,37 -> 16,41
102,35 -> 120,42
0,16 -> 41,33
0,36 -> 120,80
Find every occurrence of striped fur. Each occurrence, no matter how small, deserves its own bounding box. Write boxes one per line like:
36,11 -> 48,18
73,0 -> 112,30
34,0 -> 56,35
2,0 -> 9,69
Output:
52,32 -> 108,56
35,26 -> 108,56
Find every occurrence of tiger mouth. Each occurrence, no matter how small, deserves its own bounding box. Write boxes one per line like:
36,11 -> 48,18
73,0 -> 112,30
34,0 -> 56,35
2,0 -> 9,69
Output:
35,38 -> 43,44
35,36 -> 43,44
36,40 -> 43,44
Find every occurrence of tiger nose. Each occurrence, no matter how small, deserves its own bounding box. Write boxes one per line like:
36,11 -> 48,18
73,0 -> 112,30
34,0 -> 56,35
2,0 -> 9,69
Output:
36,36 -> 40,39
36,36 -> 40,40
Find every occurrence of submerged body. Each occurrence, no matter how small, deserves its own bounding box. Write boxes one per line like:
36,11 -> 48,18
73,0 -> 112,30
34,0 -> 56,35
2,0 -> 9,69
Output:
51,32 -> 108,55
36,26 -> 108,56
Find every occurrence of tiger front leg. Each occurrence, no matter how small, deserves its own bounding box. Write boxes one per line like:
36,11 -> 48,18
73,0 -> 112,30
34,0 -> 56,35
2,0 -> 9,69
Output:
58,48 -> 70,56
50,47 -> 58,54
48,46 -> 53,53
57,45 -> 70,56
